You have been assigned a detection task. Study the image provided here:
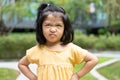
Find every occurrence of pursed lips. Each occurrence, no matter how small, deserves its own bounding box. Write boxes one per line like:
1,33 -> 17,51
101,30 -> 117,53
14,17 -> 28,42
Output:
49,33 -> 56,37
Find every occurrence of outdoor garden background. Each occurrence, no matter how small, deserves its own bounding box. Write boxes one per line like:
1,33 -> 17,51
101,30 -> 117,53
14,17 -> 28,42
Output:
0,0 -> 120,80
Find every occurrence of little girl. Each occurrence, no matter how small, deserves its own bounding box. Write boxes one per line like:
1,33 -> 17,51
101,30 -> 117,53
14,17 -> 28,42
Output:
18,2 -> 98,80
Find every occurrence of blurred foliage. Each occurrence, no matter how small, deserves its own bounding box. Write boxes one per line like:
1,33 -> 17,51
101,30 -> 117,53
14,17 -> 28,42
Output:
0,32 -> 36,59
74,30 -> 120,50
0,32 -> 120,59
103,0 -> 120,20
0,0 -> 120,35
0,0 -> 38,22
1,0 -> 120,24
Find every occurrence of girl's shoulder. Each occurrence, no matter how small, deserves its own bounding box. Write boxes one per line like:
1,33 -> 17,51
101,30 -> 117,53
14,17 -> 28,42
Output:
67,43 -> 87,52
26,44 -> 44,54
67,43 -> 81,48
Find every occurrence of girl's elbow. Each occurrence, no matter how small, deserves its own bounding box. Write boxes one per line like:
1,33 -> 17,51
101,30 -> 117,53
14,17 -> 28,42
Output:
18,62 -> 23,70
93,56 -> 99,65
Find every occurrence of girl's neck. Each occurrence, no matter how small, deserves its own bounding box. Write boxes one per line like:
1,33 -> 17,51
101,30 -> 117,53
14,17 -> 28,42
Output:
45,42 -> 65,51
46,41 -> 62,46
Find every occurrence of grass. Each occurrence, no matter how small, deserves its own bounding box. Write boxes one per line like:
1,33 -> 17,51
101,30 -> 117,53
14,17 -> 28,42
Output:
74,57 -> 112,80
0,68 -> 19,80
97,61 -> 120,80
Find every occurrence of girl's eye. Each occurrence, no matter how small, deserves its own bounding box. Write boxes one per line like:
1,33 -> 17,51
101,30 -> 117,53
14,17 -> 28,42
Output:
44,23 -> 51,27
56,24 -> 63,27
56,25 -> 61,27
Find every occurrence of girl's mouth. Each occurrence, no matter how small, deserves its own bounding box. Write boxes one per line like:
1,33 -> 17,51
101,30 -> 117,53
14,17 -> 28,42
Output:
49,34 -> 56,37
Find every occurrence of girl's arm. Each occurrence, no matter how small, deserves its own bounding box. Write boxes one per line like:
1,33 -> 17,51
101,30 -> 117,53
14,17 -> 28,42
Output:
18,56 -> 37,80
71,52 -> 98,80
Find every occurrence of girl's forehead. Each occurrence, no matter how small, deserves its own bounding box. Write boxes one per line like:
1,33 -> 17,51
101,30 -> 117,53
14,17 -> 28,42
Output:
44,14 -> 63,21
45,11 -> 64,18
47,14 -> 61,18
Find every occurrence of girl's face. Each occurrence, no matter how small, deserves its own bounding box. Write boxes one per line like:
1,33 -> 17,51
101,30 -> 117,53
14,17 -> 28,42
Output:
42,14 -> 64,45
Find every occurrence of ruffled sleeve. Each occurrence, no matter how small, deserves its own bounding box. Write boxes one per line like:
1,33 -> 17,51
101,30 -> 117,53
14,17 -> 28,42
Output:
26,46 -> 39,64
70,43 -> 87,64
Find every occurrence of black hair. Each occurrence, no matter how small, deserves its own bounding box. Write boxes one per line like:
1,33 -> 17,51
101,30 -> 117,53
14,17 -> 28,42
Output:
35,2 -> 74,45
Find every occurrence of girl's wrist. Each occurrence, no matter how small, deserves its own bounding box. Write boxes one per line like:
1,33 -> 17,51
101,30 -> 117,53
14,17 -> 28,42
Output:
76,72 -> 81,79
29,74 -> 37,80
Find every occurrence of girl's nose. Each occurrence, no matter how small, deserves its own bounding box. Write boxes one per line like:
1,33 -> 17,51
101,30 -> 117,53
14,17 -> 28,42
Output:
49,27 -> 57,32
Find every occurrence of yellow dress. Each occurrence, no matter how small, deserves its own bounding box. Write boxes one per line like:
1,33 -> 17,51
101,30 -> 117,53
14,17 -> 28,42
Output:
26,43 -> 87,80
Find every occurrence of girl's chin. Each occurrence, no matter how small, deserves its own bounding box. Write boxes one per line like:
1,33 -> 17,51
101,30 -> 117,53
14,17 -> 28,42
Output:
46,41 -> 61,44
